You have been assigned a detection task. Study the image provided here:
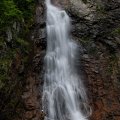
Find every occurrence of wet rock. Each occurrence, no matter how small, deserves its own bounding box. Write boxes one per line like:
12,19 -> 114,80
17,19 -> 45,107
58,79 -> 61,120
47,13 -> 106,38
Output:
35,38 -> 47,49
35,5 -> 44,25
82,54 -> 89,59
22,0 -> 120,120
33,51 -> 45,73
24,98 -> 36,110
24,110 -> 36,119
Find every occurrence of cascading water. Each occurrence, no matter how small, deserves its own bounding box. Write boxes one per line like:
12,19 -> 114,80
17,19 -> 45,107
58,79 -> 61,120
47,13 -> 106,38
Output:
42,0 -> 91,120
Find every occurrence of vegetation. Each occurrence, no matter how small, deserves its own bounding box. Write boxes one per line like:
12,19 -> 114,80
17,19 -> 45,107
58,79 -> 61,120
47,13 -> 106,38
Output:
0,0 -> 35,119
0,0 -> 35,86
0,0 -> 34,28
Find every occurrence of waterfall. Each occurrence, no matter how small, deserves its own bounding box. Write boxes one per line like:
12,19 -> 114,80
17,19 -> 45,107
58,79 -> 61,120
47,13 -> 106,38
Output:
42,0 -> 91,120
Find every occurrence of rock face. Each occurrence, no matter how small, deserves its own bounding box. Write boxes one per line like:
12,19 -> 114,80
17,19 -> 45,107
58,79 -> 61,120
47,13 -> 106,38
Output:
67,1 -> 120,120
22,1 -> 46,120
22,0 -> 120,120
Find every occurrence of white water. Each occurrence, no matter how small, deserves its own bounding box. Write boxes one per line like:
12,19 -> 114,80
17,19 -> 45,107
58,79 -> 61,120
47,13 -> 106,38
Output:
42,0 -> 91,120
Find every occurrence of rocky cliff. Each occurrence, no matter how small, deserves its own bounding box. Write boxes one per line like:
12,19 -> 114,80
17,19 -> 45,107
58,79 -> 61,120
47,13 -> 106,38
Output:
0,0 -> 120,120
23,0 -> 120,120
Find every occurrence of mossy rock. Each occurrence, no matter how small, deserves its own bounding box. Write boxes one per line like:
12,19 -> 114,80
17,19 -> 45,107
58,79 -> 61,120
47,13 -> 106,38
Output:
112,28 -> 120,35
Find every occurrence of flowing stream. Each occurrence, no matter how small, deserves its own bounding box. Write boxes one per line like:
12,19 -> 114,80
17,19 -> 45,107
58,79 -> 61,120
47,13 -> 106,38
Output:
42,0 -> 90,120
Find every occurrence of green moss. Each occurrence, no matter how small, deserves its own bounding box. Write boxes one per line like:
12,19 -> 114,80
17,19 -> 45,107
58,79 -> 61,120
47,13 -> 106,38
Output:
16,38 -> 29,46
106,54 -> 119,75
80,37 -> 90,43
112,28 -> 120,35
0,47 -> 17,89
0,59 -> 11,89
0,80 -> 4,89
96,5 -> 106,14
0,0 -> 22,28
80,37 -> 100,58
0,37 -> 6,50
23,56 -> 29,64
